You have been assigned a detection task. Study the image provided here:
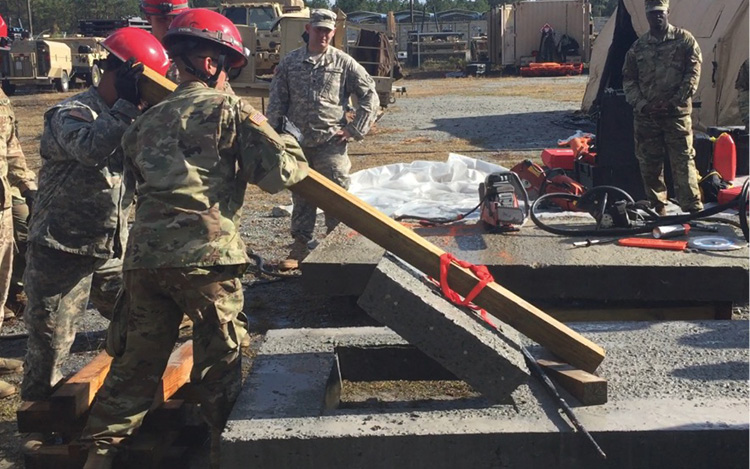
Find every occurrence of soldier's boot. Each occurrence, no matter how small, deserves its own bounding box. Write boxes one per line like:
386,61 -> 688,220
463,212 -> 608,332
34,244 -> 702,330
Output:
5,286 -> 27,318
0,357 -> 22,375
0,379 -> 16,399
279,240 -> 310,271
3,306 -> 14,320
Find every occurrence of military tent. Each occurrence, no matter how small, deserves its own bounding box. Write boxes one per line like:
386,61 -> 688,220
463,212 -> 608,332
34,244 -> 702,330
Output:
582,0 -> 749,129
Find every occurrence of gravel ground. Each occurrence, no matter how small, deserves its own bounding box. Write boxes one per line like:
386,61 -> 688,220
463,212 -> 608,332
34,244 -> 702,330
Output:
0,73 -> 744,467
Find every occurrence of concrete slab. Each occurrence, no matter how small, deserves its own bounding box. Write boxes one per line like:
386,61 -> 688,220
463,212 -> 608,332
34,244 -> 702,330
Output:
302,222 -> 749,304
357,256 -> 529,403
222,322 -> 749,469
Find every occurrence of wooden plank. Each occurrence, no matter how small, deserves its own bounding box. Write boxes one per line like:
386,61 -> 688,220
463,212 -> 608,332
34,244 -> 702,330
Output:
152,341 -> 193,408
140,65 -> 176,106
291,171 -> 606,373
537,358 -> 607,406
138,67 -> 606,373
50,351 -> 112,420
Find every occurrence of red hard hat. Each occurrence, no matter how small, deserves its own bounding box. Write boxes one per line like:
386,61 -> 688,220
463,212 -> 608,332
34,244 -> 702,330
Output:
101,27 -> 171,76
163,8 -> 248,69
0,15 -> 7,38
140,0 -> 189,16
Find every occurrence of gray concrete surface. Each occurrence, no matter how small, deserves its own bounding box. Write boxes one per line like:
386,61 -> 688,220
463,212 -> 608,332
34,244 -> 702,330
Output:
302,222 -> 749,304
357,256 -> 529,403
222,322 -> 749,469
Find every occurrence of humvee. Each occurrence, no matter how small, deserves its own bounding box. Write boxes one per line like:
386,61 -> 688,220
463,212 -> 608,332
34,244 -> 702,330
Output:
54,36 -> 107,87
1,38 -> 73,95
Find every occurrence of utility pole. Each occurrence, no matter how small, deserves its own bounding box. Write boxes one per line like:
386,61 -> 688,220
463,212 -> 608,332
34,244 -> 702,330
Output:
26,0 -> 33,36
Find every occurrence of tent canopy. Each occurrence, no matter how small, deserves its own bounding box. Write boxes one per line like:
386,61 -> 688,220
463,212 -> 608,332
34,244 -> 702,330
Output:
582,0 -> 749,129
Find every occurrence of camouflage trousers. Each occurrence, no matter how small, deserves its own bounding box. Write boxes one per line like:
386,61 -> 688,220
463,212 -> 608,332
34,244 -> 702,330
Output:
10,195 -> 29,299
21,242 -> 122,400
0,208 -> 13,331
81,265 -> 246,455
291,138 -> 351,243
634,114 -> 703,211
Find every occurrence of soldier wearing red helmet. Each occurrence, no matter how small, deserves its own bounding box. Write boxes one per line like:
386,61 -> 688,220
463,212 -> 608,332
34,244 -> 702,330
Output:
20,28 -> 170,406
140,0 -> 189,42
80,10 -> 308,468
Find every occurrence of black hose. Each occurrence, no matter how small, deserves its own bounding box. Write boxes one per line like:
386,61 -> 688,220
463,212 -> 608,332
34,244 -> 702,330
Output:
530,180 -> 748,238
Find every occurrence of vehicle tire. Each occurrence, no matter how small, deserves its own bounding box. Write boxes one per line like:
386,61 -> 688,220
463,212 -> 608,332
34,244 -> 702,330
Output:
1,80 -> 15,96
55,71 -> 70,92
88,64 -> 101,87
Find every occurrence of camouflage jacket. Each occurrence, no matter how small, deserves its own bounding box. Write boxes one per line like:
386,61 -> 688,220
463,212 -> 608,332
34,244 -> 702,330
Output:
29,88 -> 139,259
267,45 -> 380,148
622,24 -> 701,117
122,81 -> 308,270
0,91 -> 36,211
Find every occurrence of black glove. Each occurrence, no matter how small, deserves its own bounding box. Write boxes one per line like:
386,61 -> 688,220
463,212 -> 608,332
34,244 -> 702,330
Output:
115,58 -> 144,106
21,189 -> 36,214
277,116 -> 303,143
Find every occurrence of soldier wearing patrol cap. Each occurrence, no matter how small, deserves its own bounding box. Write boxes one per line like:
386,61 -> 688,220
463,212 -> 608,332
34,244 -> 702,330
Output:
267,8 -> 380,271
622,0 -> 703,215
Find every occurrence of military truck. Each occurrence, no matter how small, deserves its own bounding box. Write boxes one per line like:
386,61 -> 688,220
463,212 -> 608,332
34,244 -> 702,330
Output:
54,36 -> 107,87
221,0 -> 309,75
1,38 -> 73,95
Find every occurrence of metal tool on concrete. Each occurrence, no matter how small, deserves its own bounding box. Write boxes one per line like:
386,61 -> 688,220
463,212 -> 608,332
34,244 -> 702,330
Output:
521,347 -> 607,460
478,171 -> 530,232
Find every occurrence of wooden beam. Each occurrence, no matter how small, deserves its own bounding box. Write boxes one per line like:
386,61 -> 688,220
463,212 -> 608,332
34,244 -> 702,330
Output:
137,66 -> 606,373
291,172 -> 606,372
50,351 -> 112,421
537,359 -> 607,406
152,341 -> 194,408
140,65 -> 176,105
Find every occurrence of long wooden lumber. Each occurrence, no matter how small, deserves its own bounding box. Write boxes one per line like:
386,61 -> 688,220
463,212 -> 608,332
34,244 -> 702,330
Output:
152,340 -> 194,408
50,350 -> 112,421
140,67 -> 605,372
291,172 -> 605,372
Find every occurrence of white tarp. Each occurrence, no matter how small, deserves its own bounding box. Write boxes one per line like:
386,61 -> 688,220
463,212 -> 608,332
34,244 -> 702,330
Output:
349,153 -> 507,219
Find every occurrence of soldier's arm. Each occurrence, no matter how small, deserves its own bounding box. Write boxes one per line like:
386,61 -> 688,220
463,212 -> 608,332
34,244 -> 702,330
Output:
265,59 -> 290,131
670,36 -> 701,108
344,59 -> 380,140
6,113 -> 37,194
622,48 -> 649,113
235,100 -> 308,194
44,100 -> 139,167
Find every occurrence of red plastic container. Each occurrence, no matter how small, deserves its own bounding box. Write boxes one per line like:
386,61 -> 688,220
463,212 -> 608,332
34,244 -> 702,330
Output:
541,148 -> 575,170
713,132 -> 737,181
717,185 -> 742,205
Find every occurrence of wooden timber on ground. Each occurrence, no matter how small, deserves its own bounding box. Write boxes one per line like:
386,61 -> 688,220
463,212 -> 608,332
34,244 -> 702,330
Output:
537,359 -> 607,406
139,67 -> 606,373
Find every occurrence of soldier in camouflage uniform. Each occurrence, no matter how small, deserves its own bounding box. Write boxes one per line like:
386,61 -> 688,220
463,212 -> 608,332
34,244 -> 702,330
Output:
622,0 -> 703,215
79,9 -> 308,469
0,89 -> 37,399
267,8 -> 379,270
736,58 -> 748,128
20,28 -> 171,401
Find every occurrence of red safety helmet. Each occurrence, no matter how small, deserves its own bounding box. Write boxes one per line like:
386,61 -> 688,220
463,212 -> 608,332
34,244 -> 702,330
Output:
162,8 -> 248,69
140,0 -> 189,17
101,27 -> 171,76
0,15 -> 7,38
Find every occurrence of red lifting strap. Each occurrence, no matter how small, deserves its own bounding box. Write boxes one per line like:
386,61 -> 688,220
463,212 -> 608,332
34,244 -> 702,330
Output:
437,253 -> 497,328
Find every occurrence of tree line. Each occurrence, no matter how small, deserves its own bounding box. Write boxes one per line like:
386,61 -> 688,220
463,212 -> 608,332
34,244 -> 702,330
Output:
0,0 -> 616,37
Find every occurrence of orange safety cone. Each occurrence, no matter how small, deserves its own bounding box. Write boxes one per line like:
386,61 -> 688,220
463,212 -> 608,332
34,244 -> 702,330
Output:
713,132 -> 737,181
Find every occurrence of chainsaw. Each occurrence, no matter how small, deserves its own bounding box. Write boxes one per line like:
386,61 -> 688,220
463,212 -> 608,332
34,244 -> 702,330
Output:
478,171 -> 530,232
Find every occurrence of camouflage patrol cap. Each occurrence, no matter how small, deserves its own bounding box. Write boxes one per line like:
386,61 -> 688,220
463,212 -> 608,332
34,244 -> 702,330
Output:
310,9 -> 337,30
645,0 -> 669,12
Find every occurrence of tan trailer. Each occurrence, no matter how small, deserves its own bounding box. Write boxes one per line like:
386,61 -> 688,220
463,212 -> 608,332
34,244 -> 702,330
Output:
1,38 -> 73,95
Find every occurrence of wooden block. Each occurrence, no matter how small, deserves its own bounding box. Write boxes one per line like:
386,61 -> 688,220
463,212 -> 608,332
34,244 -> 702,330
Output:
537,358 -> 608,406
50,351 -> 112,421
152,341 -> 193,408
17,400 -> 87,434
140,65 -> 176,106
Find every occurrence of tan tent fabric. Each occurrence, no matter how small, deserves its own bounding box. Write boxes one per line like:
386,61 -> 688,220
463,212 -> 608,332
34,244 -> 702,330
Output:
582,0 -> 749,129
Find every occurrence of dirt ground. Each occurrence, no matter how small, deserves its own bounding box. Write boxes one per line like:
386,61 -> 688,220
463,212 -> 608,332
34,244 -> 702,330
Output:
0,74 -> 613,467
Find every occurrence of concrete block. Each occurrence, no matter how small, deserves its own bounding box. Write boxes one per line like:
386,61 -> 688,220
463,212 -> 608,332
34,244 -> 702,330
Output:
357,256 -> 529,403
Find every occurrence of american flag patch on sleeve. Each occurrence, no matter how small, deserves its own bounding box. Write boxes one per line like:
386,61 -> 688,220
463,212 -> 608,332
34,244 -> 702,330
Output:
249,111 -> 268,125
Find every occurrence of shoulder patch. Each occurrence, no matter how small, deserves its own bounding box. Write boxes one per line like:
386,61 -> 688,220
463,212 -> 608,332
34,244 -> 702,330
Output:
68,108 -> 94,123
249,111 -> 268,126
